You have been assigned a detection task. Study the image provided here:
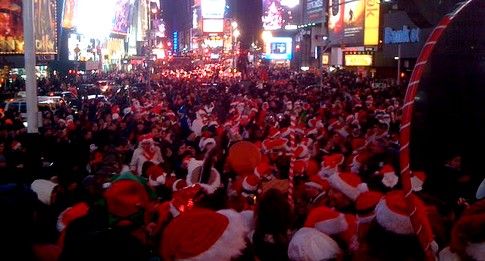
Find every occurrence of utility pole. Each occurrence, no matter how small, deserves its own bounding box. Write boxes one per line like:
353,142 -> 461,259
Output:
23,0 -> 39,133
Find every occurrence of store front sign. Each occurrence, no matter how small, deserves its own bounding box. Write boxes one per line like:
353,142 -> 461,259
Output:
384,25 -> 420,44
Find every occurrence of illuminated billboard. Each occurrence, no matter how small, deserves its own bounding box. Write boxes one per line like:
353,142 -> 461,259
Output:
262,0 -> 300,31
364,0 -> 380,45
328,0 -> 344,42
265,37 -> 293,60
328,0 -> 378,46
201,0 -> 226,18
0,0 -> 57,54
304,0 -> 327,24
203,19 -> 224,33
343,51 -> 373,66
112,0 -> 131,35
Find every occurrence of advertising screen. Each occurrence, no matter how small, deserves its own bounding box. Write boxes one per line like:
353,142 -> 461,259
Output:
63,0 -> 76,29
327,0 -> 376,46
328,0 -> 344,43
343,0 -> 364,45
265,37 -> 292,60
344,51 -> 373,66
112,0 -> 131,35
0,0 -> 57,54
304,0 -> 326,24
203,19 -> 224,33
201,0 -> 226,18
262,0 -> 300,31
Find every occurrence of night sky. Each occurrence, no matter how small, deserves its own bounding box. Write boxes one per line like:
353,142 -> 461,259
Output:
161,0 -> 262,49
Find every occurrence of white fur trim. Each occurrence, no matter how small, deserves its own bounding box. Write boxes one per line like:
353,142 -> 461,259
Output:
172,179 -> 186,192
438,246 -> 461,261
476,178 -> 485,200
357,214 -> 376,224
319,166 -> 338,178
169,203 -> 180,217
328,174 -> 360,201
411,176 -> 424,192
305,181 -> 323,190
466,242 -> 485,261
187,168 -> 222,195
288,227 -> 341,261
314,213 -> 349,236
239,210 -> 255,231
375,198 -> 414,235
242,177 -> 259,192
31,179 -> 58,206
181,209 -> 248,261
57,207 -> 71,232
149,173 -> 167,187
382,173 -> 399,188
187,158 -> 203,177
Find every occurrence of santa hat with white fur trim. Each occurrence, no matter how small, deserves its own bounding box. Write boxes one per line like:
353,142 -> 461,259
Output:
375,190 -> 435,241
304,206 -> 349,236
161,208 -> 249,261
328,172 -> 368,201
379,164 -> 399,189
288,227 -> 342,261
305,175 -> 330,191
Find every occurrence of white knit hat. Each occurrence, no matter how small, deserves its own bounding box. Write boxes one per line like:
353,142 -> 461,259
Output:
31,179 -> 58,205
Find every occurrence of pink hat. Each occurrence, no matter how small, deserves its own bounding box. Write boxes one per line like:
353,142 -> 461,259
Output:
288,227 -> 342,261
161,208 -> 248,261
328,172 -> 368,201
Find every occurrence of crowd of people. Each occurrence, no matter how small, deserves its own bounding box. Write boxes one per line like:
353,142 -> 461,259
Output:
0,66 -> 484,261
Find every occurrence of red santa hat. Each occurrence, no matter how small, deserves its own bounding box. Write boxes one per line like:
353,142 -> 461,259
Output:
11,140 -> 22,151
355,190 -> 384,224
198,137 -> 216,152
351,138 -> 368,153
294,145 -> 310,160
288,227 -> 342,261
170,184 -> 204,217
147,164 -> 167,187
379,164 -> 399,189
268,127 -> 280,139
57,202 -> 90,232
305,175 -> 330,191
241,174 -> 262,197
410,171 -> 426,192
304,206 -> 348,236
327,118 -> 340,131
161,208 -> 248,261
31,179 -> 59,206
375,190 -> 432,236
103,172 -> 156,228
254,161 -> 275,179
138,133 -> 154,144
328,172 -> 368,201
